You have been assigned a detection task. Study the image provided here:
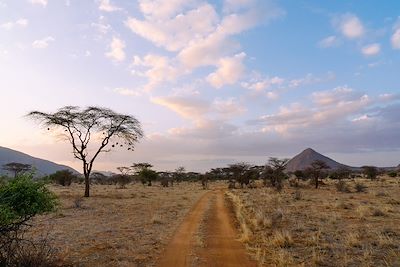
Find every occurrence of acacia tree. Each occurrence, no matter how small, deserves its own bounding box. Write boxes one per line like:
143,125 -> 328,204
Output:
2,163 -> 32,178
307,160 -> 330,189
27,106 -> 143,197
268,157 -> 289,190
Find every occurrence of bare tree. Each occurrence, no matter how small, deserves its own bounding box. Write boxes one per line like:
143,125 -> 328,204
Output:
27,106 -> 143,197
2,163 -> 32,178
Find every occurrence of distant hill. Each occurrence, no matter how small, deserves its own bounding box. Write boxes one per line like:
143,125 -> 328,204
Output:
0,146 -> 79,177
286,148 -> 351,172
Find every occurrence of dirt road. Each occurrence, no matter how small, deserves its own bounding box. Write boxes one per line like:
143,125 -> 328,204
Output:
156,190 -> 256,267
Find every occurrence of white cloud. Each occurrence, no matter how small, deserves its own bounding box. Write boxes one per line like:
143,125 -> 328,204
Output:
361,43 -> 380,56
311,86 -> 355,106
32,36 -> 55,49
207,52 -> 246,88
105,37 -> 125,62
0,18 -> 28,30
16,18 -> 28,27
318,35 -> 340,48
212,97 -> 246,118
289,72 -> 336,88
0,22 -> 13,30
29,0 -> 47,7
132,54 -> 180,91
391,26 -> 400,49
151,96 -> 210,120
98,0 -> 121,12
242,76 -> 284,91
113,87 -> 142,97
334,14 -> 364,39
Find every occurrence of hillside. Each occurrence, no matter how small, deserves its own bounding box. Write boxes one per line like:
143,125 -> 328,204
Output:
0,146 -> 79,177
286,148 -> 350,172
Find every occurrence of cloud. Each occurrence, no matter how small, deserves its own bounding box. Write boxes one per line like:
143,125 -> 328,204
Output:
32,36 -> 55,49
289,72 -> 336,88
131,54 -> 180,91
392,25 -> 400,49
0,18 -> 28,30
318,35 -> 340,48
113,87 -> 142,97
212,97 -> 246,118
250,86 -> 371,134
151,95 -> 210,120
98,0 -> 121,12
29,0 -> 47,6
91,16 -> 111,35
361,43 -> 380,56
206,52 -> 246,88
311,86 -> 357,106
334,13 -> 364,39
125,0 -> 284,90
105,37 -> 125,62
242,76 -> 284,91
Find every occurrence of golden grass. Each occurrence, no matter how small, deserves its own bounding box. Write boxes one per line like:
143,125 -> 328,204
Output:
29,182 -> 205,267
227,176 -> 400,266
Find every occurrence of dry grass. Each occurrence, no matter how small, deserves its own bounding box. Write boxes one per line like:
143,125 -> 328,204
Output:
29,182 -> 205,267
227,176 -> 400,266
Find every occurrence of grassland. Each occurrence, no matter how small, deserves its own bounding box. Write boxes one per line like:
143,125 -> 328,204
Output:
29,182 -> 205,267
227,176 -> 400,266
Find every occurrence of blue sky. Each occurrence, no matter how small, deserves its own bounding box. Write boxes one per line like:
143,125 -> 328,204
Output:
0,0 -> 399,172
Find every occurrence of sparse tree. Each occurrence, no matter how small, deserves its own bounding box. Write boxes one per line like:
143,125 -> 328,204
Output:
132,163 -> 157,186
362,166 -> 378,180
174,166 -> 186,183
2,163 -> 32,178
27,106 -> 143,197
227,162 -> 251,188
268,157 -> 289,190
307,160 -> 330,189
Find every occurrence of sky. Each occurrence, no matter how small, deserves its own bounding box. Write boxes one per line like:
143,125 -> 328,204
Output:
0,0 -> 399,172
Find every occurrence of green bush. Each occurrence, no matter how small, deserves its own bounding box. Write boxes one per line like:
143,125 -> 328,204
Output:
0,174 -> 58,265
387,171 -> 397,178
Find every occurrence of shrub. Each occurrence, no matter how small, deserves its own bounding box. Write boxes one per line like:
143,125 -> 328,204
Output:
293,190 -> 302,200
0,174 -> 58,265
354,182 -> 367,193
113,174 -> 132,188
387,171 -> 397,178
335,180 -> 351,193
49,170 -> 76,186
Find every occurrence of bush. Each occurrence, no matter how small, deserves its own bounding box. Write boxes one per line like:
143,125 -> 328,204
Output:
387,171 -> 397,178
354,182 -> 367,193
113,174 -> 132,188
49,170 -> 76,186
335,180 -> 351,193
0,174 -> 58,265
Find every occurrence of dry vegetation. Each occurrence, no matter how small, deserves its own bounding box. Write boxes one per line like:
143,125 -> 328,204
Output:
29,182 -> 205,267
227,176 -> 400,267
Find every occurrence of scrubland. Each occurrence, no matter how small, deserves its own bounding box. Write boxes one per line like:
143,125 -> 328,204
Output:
29,182 -> 204,267
227,177 -> 400,267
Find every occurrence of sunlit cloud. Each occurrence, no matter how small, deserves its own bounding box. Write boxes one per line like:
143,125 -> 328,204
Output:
333,13 -> 365,39
32,36 -> 55,48
361,43 -> 381,56
105,37 -> 126,62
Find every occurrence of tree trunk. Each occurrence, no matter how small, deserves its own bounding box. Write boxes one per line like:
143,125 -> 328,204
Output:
315,176 -> 319,189
84,173 -> 90,197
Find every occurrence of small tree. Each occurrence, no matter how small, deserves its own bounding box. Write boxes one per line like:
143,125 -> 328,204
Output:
268,157 -> 289,190
308,160 -> 330,189
227,163 -> 251,188
0,174 -> 58,265
174,166 -> 186,183
2,163 -> 32,178
362,166 -> 378,180
132,163 -> 157,186
27,106 -> 143,197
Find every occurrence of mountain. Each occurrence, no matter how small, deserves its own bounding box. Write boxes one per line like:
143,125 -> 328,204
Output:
0,146 -> 79,177
285,148 -> 350,172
